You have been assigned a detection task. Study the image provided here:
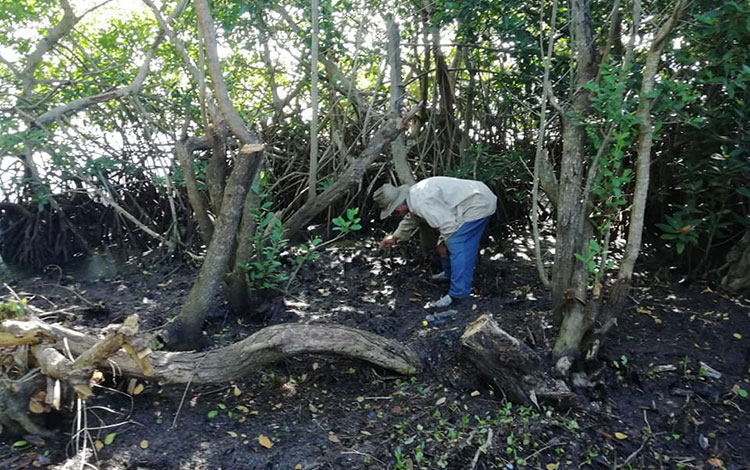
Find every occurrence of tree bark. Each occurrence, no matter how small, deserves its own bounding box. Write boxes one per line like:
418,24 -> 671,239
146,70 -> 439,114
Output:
283,110 -> 416,238
163,144 -> 263,350
386,14 -> 415,185
551,0 -> 598,361
1,316 -> 421,435
460,315 -> 575,408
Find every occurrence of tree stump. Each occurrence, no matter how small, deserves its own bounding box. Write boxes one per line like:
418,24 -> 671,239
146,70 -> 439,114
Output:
460,314 -> 576,408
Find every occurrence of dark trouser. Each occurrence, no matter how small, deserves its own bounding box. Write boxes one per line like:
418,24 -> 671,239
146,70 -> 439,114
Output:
440,216 -> 490,298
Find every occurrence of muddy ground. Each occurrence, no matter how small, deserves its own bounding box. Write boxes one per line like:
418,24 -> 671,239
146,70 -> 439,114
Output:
1,233 -> 749,470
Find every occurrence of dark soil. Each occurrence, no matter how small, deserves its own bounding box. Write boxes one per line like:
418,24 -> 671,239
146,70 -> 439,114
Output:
2,235 -> 749,470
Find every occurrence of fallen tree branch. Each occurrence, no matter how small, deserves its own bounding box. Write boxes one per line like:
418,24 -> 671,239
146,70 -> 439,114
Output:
1,317 -> 422,384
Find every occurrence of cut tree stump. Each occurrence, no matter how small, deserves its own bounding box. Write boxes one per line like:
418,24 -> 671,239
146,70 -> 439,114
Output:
460,314 -> 576,408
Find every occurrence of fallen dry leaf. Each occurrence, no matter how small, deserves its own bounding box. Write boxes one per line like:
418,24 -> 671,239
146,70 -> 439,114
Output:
133,383 -> 145,395
733,333 -> 742,339
614,432 -> 628,440
707,457 -> 724,467
258,435 -> 273,449
328,433 -> 340,443
94,440 -> 104,451
546,464 -> 559,470
233,385 -> 242,396
28,391 -> 50,414
140,440 -> 148,449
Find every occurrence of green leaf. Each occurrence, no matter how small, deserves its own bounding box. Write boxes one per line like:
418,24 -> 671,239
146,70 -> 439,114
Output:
12,440 -> 28,448
676,242 -> 686,254
207,410 -> 218,419
104,432 -> 117,445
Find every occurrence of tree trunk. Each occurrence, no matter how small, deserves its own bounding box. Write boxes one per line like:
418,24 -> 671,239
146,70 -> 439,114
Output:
225,171 -> 263,314
283,111 -> 415,238
386,14 -> 415,185
308,0 -> 321,201
720,231 -> 750,292
551,0 -> 598,361
175,139 -> 214,245
163,144 -> 263,350
585,0 -> 689,358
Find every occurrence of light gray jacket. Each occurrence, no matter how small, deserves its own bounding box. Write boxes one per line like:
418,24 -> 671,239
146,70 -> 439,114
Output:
392,177 -> 497,244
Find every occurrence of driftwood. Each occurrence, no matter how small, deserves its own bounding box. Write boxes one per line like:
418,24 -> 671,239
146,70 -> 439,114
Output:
460,314 -> 576,408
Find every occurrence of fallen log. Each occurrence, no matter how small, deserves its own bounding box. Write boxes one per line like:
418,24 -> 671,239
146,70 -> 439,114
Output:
1,316 -> 421,435
460,314 -> 576,408
1,317 -> 421,383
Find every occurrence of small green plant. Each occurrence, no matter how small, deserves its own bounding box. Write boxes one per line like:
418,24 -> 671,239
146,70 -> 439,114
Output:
656,209 -> 702,254
393,446 -> 406,469
332,208 -> 362,234
0,299 -> 26,320
238,196 -> 289,291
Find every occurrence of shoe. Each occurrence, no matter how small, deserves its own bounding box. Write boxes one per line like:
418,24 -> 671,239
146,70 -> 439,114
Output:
424,294 -> 453,309
429,271 -> 449,282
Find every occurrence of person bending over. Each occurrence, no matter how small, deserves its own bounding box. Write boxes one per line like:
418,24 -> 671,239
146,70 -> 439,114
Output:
374,176 -> 497,309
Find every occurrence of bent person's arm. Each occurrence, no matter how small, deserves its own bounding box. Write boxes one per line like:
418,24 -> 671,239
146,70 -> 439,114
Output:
392,213 -> 420,241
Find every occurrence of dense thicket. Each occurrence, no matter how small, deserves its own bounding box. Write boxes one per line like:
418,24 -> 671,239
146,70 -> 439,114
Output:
1,0 -> 747,352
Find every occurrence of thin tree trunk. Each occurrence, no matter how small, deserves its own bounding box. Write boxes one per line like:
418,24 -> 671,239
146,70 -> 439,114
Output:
531,0 -> 559,288
596,0 -> 689,353
308,0 -> 320,201
175,139 -> 214,245
551,0 -> 598,361
386,14 -> 415,185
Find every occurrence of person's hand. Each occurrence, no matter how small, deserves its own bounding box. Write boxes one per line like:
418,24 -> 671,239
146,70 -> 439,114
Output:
380,236 -> 397,249
437,241 -> 448,258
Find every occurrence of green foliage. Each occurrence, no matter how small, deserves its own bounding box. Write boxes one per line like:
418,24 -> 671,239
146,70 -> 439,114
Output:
0,299 -> 26,321
448,145 -> 528,203
295,237 -> 323,266
574,239 -> 606,275
237,193 -> 289,291
655,209 -> 702,255
332,208 -> 362,234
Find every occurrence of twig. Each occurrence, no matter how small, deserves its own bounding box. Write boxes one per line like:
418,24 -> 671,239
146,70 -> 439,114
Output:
40,283 -> 98,307
341,449 -> 385,465
470,428 -> 493,470
616,409 -> 652,469
171,353 -> 209,429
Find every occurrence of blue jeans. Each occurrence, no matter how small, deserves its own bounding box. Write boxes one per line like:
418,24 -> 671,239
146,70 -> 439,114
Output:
440,216 -> 490,298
